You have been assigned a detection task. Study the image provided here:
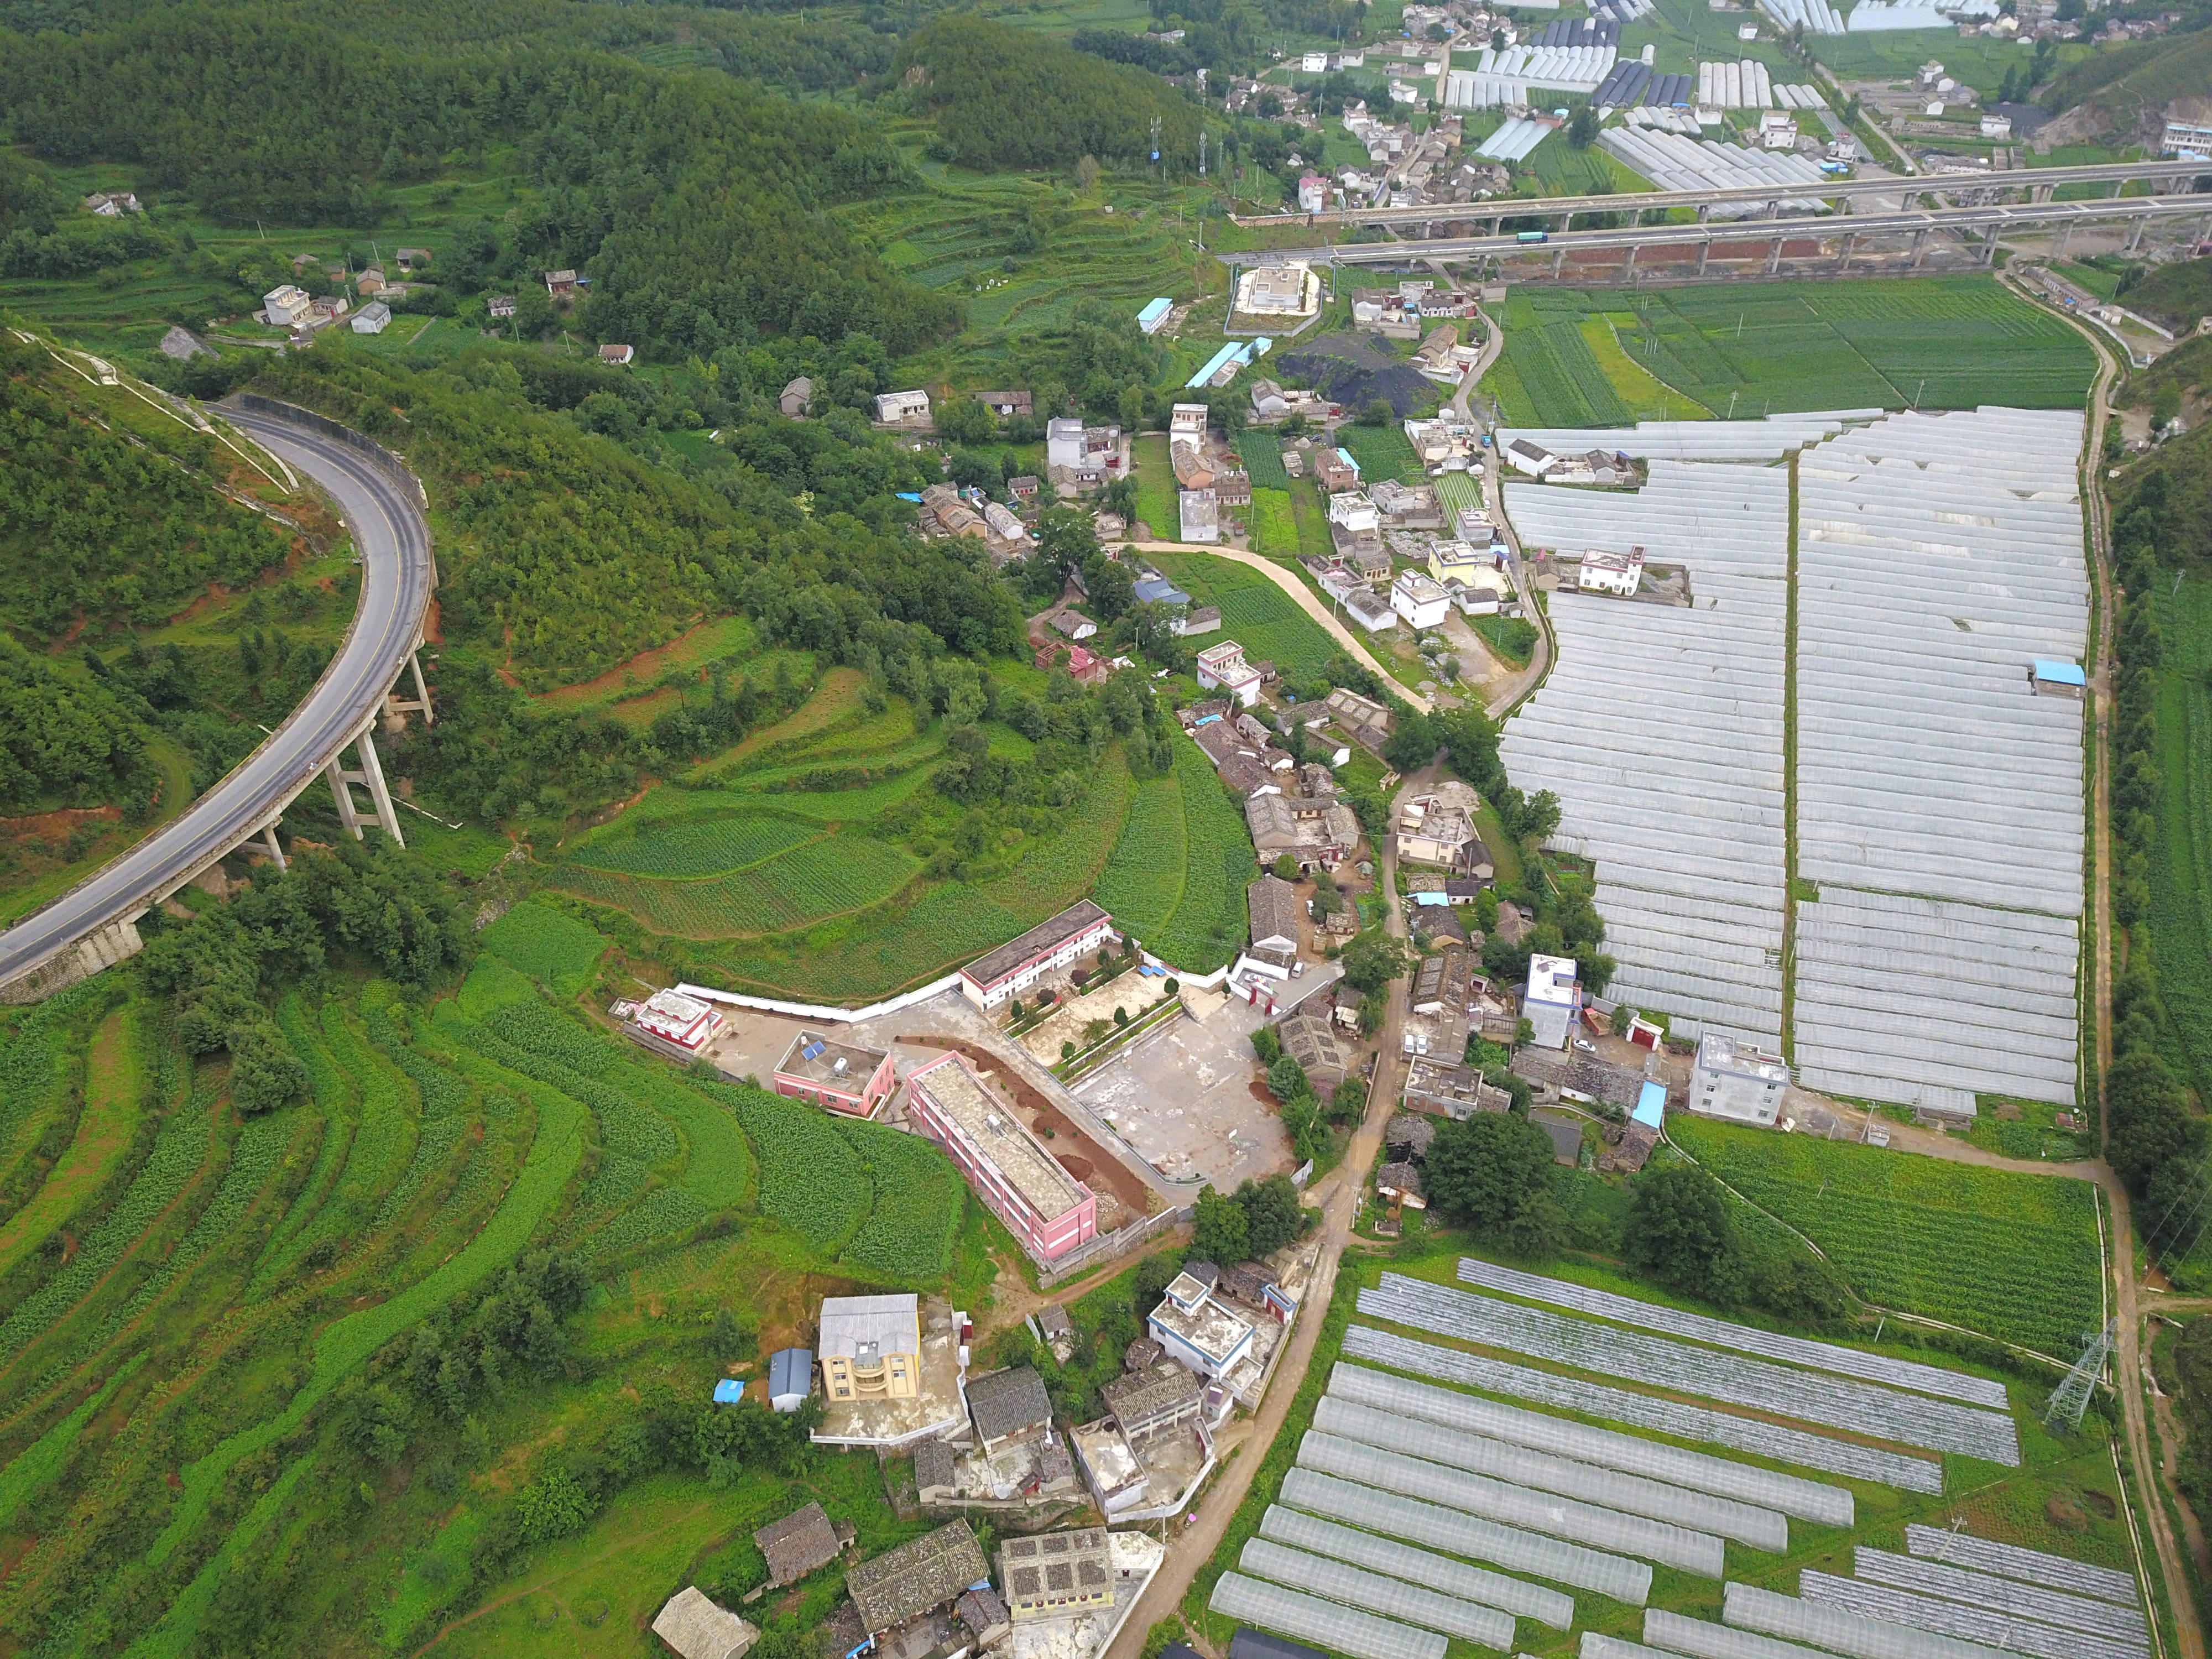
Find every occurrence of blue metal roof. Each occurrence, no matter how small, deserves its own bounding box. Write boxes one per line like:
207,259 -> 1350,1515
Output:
1633,1080 -> 1666,1128
1138,298 -> 1173,325
768,1347 -> 813,1401
2032,659 -> 2086,686
1335,447 -> 1359,470
1411,891 -> 1453,907
1134,577 -> 1192,606
713,1378 -> 746,1404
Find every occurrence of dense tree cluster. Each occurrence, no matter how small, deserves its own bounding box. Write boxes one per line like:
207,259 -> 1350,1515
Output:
1423,1111 -> 1568,1255
886,16 -> 1203,170
0,634 -> 155,815
1190,1172 -> 1310,1263
1623,1165 -> 1849,1324
2105,474 -> 2209,1258
139,837 -> 471,1110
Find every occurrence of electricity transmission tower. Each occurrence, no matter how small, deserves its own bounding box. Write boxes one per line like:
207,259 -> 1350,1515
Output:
2043,1319 -> 2116,1433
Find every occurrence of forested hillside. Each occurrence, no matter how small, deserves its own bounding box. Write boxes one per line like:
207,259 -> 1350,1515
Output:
0,0 -> 954,357
888,16 -> 1204,170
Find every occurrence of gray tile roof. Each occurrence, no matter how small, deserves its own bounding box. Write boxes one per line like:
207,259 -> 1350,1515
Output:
847,1522 -> 988,1634
966,1365 -> 1051,1444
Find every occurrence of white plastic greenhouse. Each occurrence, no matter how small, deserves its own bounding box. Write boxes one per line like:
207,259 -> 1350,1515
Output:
1341,1324 -> 1943,1493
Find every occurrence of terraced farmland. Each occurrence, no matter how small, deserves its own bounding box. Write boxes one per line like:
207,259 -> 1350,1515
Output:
550,834 -> 922,938
1094,736 -> 1258,973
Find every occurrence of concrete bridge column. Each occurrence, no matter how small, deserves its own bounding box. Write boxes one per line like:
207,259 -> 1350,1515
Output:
2054,217 -> 2079,259
325,726 -> 405,846
262,822 -> 287,872
2032,182 -> 2053,204
1552,244 -> 1567,277
1696,201 -> 1711,223
1837,231 -> 1857,272
1910,227 -> 1931,267
1557,211 -> 1574,233
1980,231 -> 2000,267
2125,213 -> 2150,254
1766,234 -> 1784,274
1697,238 -> 1713,275
1489,215 -> 1503,237
1623,242 -> 1640,280
384,645 -> 435,726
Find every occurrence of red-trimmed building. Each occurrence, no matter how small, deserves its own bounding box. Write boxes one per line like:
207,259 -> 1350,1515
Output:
958,901 -> 1114,1011
905,1052 -> 1098,1264
773,1031 -> 896,1118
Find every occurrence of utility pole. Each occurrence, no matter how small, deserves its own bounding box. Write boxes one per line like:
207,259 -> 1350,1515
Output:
1199,128 -> 1208,179
1151,116 -> 1163,184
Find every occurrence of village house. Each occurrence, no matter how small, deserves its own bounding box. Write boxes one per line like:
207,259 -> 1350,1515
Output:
82,191 -> 142,216
598,343 -> 635,366
845,1522 -> 990,1642
1035,640 -> 1110,685
1247,874 -> 1302,963
653,1589 -> 758,1659
958,901 -> 1113,1010
625,987 -> 724,1060
818,1294 -> 924,1403
1275,1004 -> 1347,1095
1577,546 -> 1644,596
975,389 -> 1033,418
779,377 -> 812,418
1689,1029 -> 1790,1124
1370,478 -> 1444,530
1180,488 -> 1220,544
349,301 -> 390,336
544,268 -> 579,298
262,284 -> 314,328
1146,1270 -> 1255,1379
966,1365 -> 1054,1455
1045,419 -> 1124,490
1395,790 -> 1486,874
1391,570 -> 1452,630
1524,954 -> 1580,1051
1000,1530 -> 1114,1623
874,389 -> 932,425
1245,793 -> 1359,874
1194,640 -> 1264,707
488,294 -> 517,319
755,1503 -> 844,1589
773,1032 -> 896,1118
1312,449 -> 1361,492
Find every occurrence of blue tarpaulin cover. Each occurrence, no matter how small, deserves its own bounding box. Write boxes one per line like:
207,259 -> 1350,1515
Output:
713,1379 -> 745,1404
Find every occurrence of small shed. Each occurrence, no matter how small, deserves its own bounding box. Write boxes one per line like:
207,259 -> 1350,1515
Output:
653,1588 -> 759,1659
780,377 -> 813,418
958,1587 -> 1011,1648
1037,1306 -> 1073,1344
768,1346 -> 813,1412
915,1437 -> 958,1505
1124,1337 -> 1164,1371
2031,659 -> 2086,698
712,1379 -> 746,1405
598,343 -> 635,366
1376,1160 -> 1426,1208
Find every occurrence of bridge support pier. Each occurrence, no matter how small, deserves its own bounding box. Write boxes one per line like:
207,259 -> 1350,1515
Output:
1910,228 -> 1930,267
1766,235 -> 1783,274
261,822 -> 287,872
2033,183 -> 2053,204
1552,245 -> 1566,278
325,726 -> 405,847
1489,216 -> 1502,237
1697,238 -> 1712,275
384,645 -> 435,726
1696,202 -> 1711,223
2054,217 -> 2079,259
2125,213 -> 2149,253
1837,231 -> 1857,272
1980,231 -> 1999,267
1622,242 -> 1640,280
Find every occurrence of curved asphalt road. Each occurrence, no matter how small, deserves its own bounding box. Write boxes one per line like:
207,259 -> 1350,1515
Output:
0,406 -> 434,989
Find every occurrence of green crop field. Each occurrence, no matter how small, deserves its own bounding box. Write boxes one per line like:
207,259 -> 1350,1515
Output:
1337,421 -> 1423,483
1237,432 -> 1291,488
1249,488 -> 1298,557
550,834 -> 923,939
1132,432 -> 1183,539
1673,1117 -> 2105,1357
2149,580 -> 2212,1095
1093,735 -> 1259,972
479,900 -> 612,995
1141,552 -> 1342,682
1494,279 -> 2097,427
568,813 -> 821,878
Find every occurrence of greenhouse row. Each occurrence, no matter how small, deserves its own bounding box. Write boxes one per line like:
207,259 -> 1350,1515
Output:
1342,1323 -> 1945,1492
1282,1466 -> 1656,1603
1329,1360 -> 1857,1525
1902,1525 -> 2141,1607
1495,409 -> 1878,461
1801,1572 -> 2141,1659
1360,1276 -> 2021,1464
1239,1540 -> 1518,1650
1300,1430 -> 1729,1575
1853,1549 -> 2147,1644
1725,1580 -> 2019,1659
1208,1573 -> 1446,1659
1260,1504 -> 1578,1627
1312,1395 -> 1790,1548
1790,408 -> 2089,1110
1452,1258 -> 2010,1409
1499,461 -> 1793,1040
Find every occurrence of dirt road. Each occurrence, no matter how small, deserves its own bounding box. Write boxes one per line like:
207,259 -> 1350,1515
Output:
1121,540 -> 1432,712
1100,773 -> 1425,1659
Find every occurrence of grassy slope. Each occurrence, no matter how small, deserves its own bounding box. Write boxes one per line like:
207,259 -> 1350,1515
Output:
2148,579 -> 2212,1098
0,1002 -> 143,1282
